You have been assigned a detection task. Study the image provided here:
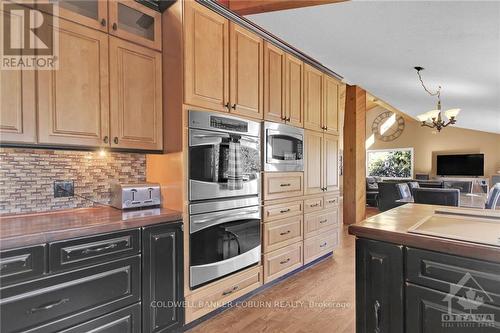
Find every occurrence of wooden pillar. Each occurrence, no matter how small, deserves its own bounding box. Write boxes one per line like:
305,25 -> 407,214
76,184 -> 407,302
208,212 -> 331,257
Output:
343,85 -> 366,225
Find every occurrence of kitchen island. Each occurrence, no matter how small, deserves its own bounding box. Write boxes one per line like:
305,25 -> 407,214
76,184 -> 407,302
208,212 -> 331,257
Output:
348,204 -> 500,333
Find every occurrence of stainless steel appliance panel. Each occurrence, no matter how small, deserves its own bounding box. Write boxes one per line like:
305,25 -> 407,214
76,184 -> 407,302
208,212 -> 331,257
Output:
264,122 -> 304,172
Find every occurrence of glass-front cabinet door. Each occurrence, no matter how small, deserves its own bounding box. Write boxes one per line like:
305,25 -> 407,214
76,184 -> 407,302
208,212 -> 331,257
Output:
52,0 -> 108,32
109,0 -> 162,51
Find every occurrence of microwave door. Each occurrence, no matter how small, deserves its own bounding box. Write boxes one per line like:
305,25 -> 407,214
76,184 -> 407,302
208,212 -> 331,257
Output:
267,130 -> 303,164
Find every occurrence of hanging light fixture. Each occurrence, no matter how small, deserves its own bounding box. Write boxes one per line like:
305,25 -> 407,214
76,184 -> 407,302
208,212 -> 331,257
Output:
414,66 -> 460,132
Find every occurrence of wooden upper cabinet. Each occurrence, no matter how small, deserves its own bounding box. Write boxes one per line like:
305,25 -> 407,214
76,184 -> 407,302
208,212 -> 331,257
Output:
323,75 -> 340,135
184,0 -> 229,113
52,0 -> 109,32
285,54 -> 303,127
38,20 -> 109,147
263,42 -> 285,123
303,64 -> 323,132
323,133 -> 339,192
109,37 -> 163,150
0,6 -> 36,144
229,23 -> 263,120
338,83 -> 346,133
304,130 -> 323,195
109,0 -> 162,51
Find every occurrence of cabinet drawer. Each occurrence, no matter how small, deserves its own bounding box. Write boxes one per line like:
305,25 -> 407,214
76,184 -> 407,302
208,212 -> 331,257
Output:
264,172 -> 303,200
60,303 -> 141,333
406,283 -> 500,333
264,200 -> 303,222
304,209 -> 339,239
49,229 -> 140,272
324,194 -> 339,209
304,196 -> 324,213
185,266 -> 262,323
406,247 -> 500,307
263,215 -> 303,253
304,229 -> 338,264
0,244 -> 46,286
0,256 -> 141,333
263,241 -> 303,283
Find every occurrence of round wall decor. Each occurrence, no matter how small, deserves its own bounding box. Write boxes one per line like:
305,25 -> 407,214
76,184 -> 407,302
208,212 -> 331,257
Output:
371,111 -> 405,142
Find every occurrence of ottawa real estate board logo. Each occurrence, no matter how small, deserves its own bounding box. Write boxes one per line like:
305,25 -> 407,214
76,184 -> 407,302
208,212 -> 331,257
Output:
441,272 -> 495,329
1,1 -> 59,70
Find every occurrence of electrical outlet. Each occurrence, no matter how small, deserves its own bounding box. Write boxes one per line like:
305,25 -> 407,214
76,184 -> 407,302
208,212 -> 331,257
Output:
54,180 -> 74,198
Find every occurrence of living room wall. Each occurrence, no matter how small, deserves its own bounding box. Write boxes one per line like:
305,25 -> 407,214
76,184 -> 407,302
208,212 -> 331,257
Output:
365,106 -> 500,180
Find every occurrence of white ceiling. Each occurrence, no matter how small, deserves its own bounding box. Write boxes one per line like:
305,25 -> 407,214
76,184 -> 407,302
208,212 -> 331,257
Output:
248,1 -> 500,134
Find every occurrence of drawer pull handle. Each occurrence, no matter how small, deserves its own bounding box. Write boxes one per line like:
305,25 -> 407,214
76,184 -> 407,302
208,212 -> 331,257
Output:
319,219 -> 328,224
279,209 -> 290,214
82,243 -> 118,255
280,183 -> 291,187
319,242 -> 328,248
222,285 -> 239,296
328,200 -> 336,204
374,300 -> 381,332
280,230 -> 291,236
310,203 -> 319,208
27,298 -> 69,314
280,258 -> 291,265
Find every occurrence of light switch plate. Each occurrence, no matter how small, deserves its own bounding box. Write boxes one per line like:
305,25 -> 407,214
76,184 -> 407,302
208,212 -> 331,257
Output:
54,180 -> 74,198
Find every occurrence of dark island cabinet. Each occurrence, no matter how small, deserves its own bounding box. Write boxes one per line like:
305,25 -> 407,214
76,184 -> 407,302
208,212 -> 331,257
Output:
356,238 -> 500,333
355,238 -> 404,333
0,220 -> 184,333
142,222 -> 184,333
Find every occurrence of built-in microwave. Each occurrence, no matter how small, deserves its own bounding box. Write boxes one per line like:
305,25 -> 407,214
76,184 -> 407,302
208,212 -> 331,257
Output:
264,122 -> 304,172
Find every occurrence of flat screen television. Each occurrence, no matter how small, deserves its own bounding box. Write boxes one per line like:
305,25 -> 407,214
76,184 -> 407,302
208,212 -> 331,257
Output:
436,154 -> 484,176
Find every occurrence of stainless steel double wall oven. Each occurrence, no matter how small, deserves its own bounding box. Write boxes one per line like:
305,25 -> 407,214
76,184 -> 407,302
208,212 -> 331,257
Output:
188,110 -> 261,289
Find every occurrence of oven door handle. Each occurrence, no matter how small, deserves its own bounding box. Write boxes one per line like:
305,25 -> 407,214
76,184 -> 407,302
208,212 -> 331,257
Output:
190,132 -> 229,147
267,129 -> 303,141
190,209 -> 261,234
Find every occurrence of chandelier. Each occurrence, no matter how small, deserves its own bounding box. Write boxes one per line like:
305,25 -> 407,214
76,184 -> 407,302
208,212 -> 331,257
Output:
414,67 -> 460,132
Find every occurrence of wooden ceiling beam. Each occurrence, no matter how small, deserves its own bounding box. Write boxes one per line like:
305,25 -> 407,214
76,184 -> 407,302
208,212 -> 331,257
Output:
219,0 -> 348,16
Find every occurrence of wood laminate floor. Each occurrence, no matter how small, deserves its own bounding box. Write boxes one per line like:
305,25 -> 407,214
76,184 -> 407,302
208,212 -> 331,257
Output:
187,224 -> 356,333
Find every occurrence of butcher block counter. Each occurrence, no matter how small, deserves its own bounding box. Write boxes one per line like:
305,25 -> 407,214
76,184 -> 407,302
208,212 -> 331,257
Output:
0,206 -> 182,250
349,204 -> 500,333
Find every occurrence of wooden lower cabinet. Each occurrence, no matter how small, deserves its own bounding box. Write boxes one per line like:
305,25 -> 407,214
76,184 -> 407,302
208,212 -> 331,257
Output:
263,215 -> 303,253
324,193 -> 340,209
355,238 -> 404,333
304,196 -> 324,214
263,199 -> 304,222
263,172 -> 304,200
304,208 -> 339,239
263,241 -> 303,283
303,228 -> 339,264
185,265 -> 262,323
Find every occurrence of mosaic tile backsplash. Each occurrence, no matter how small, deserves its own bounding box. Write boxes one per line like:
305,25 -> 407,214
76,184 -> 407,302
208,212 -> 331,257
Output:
0,148 -> 146,214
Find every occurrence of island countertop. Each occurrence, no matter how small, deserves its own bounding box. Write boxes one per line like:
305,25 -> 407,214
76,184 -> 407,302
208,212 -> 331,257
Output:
0,206 -> 182,250
348,203 -> 500,263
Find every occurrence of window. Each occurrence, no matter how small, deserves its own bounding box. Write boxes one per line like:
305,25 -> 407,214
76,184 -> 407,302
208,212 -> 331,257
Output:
366,148 -> 414,179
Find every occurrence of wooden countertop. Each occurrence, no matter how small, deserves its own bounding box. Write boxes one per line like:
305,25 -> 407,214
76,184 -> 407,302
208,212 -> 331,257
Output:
0,206 -> 182,250
348,204 -> 500,263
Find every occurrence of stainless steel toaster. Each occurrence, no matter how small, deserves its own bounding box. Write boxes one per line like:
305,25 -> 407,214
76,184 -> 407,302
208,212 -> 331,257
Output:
110,183 -> 161,209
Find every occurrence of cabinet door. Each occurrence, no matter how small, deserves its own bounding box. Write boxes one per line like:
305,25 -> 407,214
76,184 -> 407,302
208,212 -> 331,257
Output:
142,222 -> 184,333
109,0 -> 162,51
109,37 -> 163,150
229,23 -> 263,120
338,83 -> 346,133
303,64 -> 323,131
0,5 -> 36,143
184,0 -> 229,113
323,133 -> 339,192
356,238 -> 404,333
263,42 -> 285,123
38,20 -> 109,147
285,54 -> 303,127
55,0 -> 108,32
304,130 -> 323,195
323,75 -> 340,135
